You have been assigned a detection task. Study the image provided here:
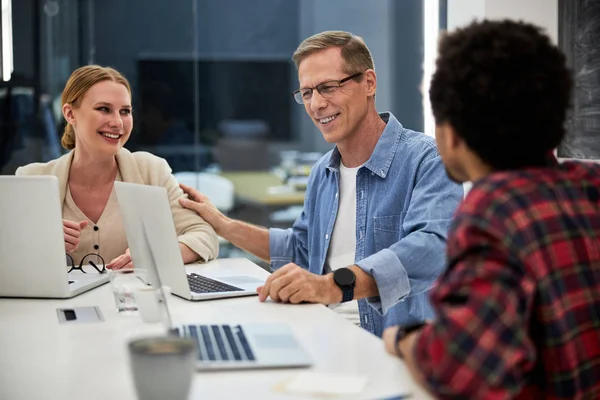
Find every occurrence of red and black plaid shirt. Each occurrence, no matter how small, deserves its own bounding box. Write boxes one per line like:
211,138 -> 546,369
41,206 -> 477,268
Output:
414,160 -> 600,399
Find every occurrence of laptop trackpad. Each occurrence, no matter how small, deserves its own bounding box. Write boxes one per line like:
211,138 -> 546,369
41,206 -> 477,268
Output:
253,334 -> 299,349
219,276 -> 264,285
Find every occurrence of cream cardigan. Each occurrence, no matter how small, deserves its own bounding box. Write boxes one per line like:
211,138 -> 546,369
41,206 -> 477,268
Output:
16,148 -> 219,265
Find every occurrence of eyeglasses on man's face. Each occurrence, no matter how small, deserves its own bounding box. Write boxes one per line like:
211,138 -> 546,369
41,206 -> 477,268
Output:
293,72 -> 364,104
66,253 -> 106,274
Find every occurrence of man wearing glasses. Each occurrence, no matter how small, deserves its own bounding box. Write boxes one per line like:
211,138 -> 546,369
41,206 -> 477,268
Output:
180,31 -> 462,337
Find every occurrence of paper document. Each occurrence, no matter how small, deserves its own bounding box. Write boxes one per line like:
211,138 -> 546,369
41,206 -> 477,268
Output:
274,372 -> 368,396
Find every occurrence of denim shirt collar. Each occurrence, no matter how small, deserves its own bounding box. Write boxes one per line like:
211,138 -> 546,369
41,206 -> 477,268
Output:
325,112 -> 402,178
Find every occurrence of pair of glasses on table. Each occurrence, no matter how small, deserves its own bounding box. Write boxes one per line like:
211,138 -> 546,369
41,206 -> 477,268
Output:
66,253 -> 107,274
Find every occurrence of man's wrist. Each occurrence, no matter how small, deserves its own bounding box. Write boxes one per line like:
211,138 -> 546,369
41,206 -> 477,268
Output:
395,323 -> 426,358
216,216 -> 234,238
324,273 -> 343,304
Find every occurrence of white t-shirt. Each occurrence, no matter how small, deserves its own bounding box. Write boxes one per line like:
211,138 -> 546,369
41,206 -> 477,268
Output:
325,162 -> 360,325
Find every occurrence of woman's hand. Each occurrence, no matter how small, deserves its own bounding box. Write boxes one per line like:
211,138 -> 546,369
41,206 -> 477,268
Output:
63,219 -> 88,252
107,248 -> 133,270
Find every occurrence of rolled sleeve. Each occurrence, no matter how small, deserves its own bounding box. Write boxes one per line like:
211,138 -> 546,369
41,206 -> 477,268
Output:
269,227 -> 297,270
362,153 -> 462,315
356,248 -> 410,314
268,209 -> 309,271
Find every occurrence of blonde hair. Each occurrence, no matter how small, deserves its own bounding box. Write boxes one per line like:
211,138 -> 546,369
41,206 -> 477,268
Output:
292,31 -> 374,74
60,65 -> 132,150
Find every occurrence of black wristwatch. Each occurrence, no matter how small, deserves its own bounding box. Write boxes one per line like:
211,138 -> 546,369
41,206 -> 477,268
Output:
395,322 -> 426,358
333,267 -> 356,303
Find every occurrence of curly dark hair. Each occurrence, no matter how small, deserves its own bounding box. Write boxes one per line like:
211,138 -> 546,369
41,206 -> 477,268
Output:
429,20 -> 573,170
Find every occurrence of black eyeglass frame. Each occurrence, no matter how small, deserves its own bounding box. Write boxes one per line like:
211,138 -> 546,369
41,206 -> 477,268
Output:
292,72 -> 364,104
66,253 -> 107,274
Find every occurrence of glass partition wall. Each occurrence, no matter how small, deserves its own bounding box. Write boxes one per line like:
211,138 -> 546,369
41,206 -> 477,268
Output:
2,0 -> 435,260
4,0 -> 435,174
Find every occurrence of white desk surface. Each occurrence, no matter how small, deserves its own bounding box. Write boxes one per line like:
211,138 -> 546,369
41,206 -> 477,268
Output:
0,258 -> 430,400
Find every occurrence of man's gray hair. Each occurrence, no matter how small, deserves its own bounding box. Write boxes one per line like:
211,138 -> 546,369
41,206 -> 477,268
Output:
292,30 -> 374,74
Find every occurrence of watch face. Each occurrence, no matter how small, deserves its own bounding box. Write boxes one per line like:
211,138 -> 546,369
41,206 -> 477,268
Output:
334,268 -> 355,287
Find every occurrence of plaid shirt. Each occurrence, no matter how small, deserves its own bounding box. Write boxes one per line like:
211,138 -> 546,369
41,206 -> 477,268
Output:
413,160 -> 600,399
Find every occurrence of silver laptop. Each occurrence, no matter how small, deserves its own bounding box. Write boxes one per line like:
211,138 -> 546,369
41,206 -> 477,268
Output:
113,181 -> 262,301
114,181 -> 313,370
0,176 -> 109,298
171,322 -> 313,370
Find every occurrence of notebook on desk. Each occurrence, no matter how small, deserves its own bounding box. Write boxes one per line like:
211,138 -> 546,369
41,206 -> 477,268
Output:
113,181 -> 262,301
0,176 -> 109,298
114,181 -> 313,370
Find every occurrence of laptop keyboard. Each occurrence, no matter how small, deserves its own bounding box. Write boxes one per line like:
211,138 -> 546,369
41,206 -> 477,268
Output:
187,273 -> 244,293
174,324 -> 256,362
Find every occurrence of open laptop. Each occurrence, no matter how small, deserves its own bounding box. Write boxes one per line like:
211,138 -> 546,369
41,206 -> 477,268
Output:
0,176 -> 109,298
114,181 -> 313,370
171,321 -> 313,370
113,181 -> 262,301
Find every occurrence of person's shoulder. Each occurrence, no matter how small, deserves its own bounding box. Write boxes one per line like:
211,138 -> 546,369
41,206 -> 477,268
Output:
15,153 -> 69,176
129,150 -> 169,169
120,149 -> 172,185
459,171 -> 533,222
561,159 -> 600,180
397,128 -> 440,162
450,175 -> 514,243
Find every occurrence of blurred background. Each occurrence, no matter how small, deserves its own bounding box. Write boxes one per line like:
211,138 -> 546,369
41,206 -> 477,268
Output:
1,0 -> 597,261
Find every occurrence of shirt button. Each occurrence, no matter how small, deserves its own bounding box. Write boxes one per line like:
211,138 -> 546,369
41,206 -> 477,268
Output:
325,234 -> 329,240
94,245 -> 99,250
94,226 -> 99,231
335,193 -> 338,198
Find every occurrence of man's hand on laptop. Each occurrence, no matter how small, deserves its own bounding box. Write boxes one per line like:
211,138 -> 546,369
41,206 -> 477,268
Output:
63,219 -> 88,252
178,183 -> 228,235
107,248 -> 133,270
257,263 -> 342,305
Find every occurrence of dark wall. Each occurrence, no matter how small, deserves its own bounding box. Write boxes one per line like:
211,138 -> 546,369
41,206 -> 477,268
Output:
92,0 -> 299,94
195,0 -> 298,56
392,0 -> 424,132
558,0 -> 600,159
92,0 -> 195,92
13,0 -> 34,81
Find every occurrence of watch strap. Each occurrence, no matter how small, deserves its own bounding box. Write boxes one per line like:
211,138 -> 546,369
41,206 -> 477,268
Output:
341,285 -> 354,303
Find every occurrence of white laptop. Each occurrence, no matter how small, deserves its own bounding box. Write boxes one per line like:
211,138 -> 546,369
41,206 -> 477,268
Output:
171,321 -> 313,370
114,181 -> 313,370
113,181 -> 262,301
0,176 -> 109,298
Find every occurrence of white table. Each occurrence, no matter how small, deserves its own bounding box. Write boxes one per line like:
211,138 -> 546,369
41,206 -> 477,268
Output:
0,258 -> 430,400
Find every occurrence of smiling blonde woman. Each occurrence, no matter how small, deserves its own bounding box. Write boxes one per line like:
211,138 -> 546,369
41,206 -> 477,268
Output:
16,65 -> 218,270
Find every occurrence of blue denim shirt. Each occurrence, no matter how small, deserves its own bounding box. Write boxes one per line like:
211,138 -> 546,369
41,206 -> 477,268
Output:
269,112 -> 463,337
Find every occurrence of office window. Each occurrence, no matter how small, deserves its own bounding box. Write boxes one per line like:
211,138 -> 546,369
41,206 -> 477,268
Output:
4,0 -> 438,174
558,0 -> 600,160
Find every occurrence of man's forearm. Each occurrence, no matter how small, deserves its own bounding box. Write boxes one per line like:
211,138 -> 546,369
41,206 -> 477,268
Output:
349,265 -> 379,299
324,266 -> 380,304
221,219 -> 271,261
